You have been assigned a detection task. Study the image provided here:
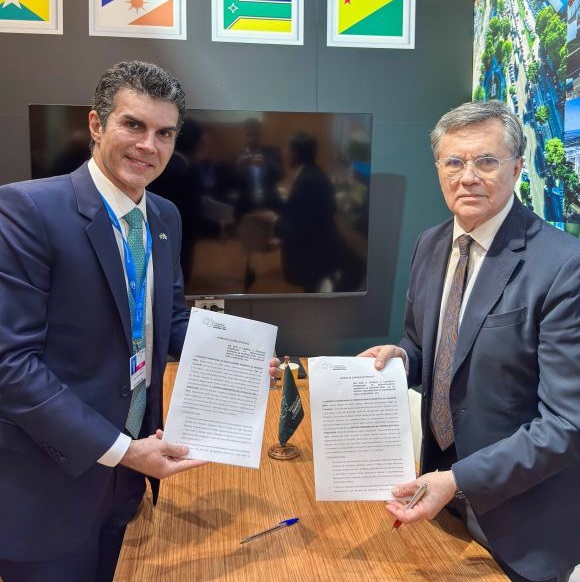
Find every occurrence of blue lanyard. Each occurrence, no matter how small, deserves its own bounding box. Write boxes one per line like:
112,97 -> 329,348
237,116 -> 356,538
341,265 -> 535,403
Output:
100,195 -> 152,343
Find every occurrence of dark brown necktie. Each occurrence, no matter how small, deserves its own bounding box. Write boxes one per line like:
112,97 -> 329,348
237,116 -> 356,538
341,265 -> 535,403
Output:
430,234 -> 473,451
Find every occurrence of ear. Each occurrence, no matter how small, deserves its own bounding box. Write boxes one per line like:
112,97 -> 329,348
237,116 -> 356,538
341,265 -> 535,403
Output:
513,156 -> 524,179
88,110 -> 103,145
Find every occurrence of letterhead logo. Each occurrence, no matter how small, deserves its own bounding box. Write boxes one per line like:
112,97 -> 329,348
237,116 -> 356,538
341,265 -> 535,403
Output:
202,317 -> 227,331
321,362 -> 347,371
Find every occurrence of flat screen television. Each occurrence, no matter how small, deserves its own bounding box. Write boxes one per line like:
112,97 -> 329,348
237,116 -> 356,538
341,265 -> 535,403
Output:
29,105 -> 372,298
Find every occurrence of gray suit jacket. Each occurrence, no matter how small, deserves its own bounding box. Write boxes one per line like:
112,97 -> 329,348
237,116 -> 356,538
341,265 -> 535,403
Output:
400,197 -> 580,578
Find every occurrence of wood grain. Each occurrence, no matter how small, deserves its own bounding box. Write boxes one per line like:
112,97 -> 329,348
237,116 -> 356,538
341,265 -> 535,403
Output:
114,361 -> 507,581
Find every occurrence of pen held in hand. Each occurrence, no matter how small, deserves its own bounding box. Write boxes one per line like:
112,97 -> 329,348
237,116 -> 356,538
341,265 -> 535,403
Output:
240,517 -> 299,544
391,483 -> 428,532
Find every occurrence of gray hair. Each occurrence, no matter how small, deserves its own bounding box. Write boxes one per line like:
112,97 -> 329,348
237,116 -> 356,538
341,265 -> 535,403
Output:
91,60 -> 186,150
430,100 -> 526,159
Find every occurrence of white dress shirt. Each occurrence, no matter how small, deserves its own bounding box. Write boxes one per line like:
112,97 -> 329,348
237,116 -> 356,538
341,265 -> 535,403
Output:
88,159 -> 155,466
435,196 -> 514,354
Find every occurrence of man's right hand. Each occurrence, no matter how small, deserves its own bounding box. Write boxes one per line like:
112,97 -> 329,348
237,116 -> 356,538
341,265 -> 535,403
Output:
120,429 -> 208,479
357,344 -> 406,371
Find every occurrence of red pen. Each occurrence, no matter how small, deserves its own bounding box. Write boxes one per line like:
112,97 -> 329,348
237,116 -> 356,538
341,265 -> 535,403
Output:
391,483 -> 428,532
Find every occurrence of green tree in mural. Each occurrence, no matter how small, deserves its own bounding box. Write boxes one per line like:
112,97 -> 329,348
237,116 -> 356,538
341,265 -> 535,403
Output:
474,86 -> 485,101
501,39 -> 513,64
520,181 -> 532,207
544,138 -> 565,168
527,60 -> 539,83
558,45 -> 568,85
535,105 -> 549,125
536,6 -> 566,69
536,7 -> 554,38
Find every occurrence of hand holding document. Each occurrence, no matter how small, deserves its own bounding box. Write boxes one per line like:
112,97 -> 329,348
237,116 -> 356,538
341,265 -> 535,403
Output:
163,309 -> 277,468
309,357 -> 416,501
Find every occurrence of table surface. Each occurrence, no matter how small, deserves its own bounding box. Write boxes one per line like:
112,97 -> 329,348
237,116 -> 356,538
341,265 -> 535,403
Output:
114,361 -> 508,581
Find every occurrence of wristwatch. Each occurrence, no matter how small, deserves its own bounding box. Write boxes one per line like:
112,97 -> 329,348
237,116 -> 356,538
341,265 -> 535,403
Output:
451,467 -> 466,500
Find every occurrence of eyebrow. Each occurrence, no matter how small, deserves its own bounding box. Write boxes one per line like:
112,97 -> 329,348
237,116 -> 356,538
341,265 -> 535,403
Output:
121,114 -> 178,133
444,152 -> 500,159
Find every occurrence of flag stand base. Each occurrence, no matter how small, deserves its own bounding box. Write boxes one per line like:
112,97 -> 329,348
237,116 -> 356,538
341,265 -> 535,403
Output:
267,443 -> 300,460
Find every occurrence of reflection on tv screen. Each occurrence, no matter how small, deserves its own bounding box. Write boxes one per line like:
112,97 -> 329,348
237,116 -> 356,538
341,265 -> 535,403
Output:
30,106 -> 372,297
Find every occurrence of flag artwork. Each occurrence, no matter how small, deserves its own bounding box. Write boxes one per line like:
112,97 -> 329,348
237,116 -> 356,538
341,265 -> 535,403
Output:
0,0 -> 62,35
327,0 -> 415,49
212,0 -> 304,45
278,362 -> 304,447
89,0 -> 186,40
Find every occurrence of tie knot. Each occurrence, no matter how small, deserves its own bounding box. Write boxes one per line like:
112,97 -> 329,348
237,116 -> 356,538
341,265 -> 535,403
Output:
124,208 -> 143,229
457,234 -> 473,256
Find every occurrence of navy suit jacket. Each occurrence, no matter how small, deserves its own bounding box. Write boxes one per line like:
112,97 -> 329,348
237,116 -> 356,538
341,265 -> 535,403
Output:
400,197 -> 580,578
0,163 -> 190,561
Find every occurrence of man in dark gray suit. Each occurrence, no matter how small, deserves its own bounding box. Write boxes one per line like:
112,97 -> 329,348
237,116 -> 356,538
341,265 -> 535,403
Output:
360,100 -> 580,581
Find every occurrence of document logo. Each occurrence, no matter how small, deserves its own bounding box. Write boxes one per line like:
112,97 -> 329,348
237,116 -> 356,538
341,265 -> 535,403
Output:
203,317 -> 227,331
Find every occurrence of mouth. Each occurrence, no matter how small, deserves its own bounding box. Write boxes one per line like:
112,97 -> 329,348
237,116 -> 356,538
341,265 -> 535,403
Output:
457,193 -> 486,200
125,155 -> 154,169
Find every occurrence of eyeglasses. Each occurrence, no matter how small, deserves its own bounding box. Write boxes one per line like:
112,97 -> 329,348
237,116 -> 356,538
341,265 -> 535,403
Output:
435,156 -> 517,179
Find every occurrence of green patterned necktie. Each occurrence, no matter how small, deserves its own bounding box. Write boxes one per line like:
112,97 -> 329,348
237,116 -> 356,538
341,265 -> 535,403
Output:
430,234 -> 473,451
124,207 -> 147,439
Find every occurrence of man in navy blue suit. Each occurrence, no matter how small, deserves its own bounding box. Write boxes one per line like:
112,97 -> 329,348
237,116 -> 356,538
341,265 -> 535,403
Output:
0,61 -> 276,582
360,101 -> 580,582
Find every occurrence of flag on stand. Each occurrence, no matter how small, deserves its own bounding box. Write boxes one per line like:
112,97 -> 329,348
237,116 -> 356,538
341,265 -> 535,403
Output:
278,360 -> 304,446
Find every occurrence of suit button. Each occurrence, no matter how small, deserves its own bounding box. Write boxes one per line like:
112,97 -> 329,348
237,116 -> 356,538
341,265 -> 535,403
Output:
120,385 -> 131,398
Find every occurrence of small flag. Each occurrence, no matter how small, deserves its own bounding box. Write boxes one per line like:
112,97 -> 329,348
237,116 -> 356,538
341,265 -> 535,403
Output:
278,357 -> 303,446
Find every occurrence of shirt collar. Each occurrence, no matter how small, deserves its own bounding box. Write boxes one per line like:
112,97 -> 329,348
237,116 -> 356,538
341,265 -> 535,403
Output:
452,195 -> 514,252
88,158 -> 148,221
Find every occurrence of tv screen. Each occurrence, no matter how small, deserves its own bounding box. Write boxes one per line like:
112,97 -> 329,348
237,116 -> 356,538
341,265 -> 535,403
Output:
29,105 -> 372,298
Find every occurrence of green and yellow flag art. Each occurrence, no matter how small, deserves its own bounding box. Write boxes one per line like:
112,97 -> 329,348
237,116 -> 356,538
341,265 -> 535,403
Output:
0,0 -> 50,22
338,0 -> 405,38
222,0 -> 293,34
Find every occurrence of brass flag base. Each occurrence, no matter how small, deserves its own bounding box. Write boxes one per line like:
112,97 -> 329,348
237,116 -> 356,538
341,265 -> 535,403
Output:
268,443 -> 301,460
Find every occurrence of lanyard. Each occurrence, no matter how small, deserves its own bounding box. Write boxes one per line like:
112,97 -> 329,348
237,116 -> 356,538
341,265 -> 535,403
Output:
100,195 -> 152,343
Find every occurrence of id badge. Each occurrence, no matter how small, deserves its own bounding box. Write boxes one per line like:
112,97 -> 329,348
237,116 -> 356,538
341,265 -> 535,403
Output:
129,348 -> 146,391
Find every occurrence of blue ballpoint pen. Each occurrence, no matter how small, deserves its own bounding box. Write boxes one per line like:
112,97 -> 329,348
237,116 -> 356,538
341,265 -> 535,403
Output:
240,518 -> 299,544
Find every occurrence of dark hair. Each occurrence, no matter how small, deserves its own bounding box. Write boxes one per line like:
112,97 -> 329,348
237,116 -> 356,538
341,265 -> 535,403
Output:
91,60 -> 186,151
289,132 -> 318,165
431,100 -> 526,158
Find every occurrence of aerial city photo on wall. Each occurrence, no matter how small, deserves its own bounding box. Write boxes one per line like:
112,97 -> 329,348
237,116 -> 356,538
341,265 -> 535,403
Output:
473,0 -> 580,238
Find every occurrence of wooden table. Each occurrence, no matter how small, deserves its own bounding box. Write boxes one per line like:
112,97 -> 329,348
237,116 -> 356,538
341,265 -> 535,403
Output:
114,362 -> 508,581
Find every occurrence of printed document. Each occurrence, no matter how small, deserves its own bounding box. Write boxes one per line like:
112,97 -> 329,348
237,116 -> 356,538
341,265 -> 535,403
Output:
163,308 -> 277,468
309,356 -> 416,501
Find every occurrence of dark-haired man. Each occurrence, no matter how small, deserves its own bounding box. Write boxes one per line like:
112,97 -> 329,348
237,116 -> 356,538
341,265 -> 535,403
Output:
0,61 -> 276,582
360,100 -> 580,581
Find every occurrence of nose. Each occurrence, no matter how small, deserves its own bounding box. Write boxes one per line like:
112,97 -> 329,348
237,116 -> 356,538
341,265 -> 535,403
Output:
459,161 -> 480,182
136,131 -> 157,152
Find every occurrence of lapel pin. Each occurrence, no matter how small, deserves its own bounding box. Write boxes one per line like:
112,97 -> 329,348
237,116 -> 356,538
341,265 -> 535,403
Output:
159,233 -> 168,240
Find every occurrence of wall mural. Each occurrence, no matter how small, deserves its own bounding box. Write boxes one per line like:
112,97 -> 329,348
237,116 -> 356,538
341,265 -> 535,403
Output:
473,0 -> 580,238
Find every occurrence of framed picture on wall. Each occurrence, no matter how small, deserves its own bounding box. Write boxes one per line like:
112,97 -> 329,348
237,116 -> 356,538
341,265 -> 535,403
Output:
327,0 -> 415,49
212,0 -> 304,45
89,0 -> 187,40
0,0 -> 63,35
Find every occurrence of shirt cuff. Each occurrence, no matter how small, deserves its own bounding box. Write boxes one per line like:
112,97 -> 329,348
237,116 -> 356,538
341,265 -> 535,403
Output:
397,347 -> 410,375
97,432 -> 132,467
